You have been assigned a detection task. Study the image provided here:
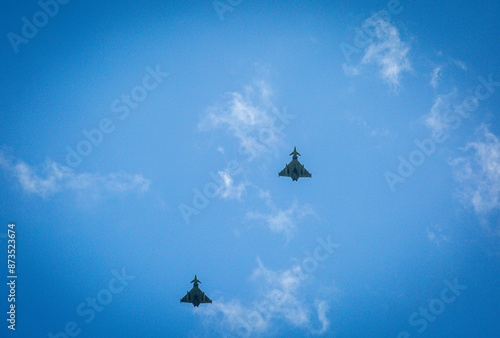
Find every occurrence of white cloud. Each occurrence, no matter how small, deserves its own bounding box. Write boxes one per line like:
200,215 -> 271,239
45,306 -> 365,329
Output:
196,258 -> 335,337
430,66 -> 442,89
247,207 -> 296,240
344,15 -> 411,89
423,95 -> 449,133
342,63 -> 360,76
347,116 -> 392,138
428,58 -> 468,89
421,90 -> 458,135
0,151 -> 150,198
250,258 -> 310,326
217,169 -> 247,200
246,190 -> 315,241
197,298 -> 269,336
452,58 -> 468,71
199,81 -> 292,159
451,126 -> 500,214
311,300 -> 330,335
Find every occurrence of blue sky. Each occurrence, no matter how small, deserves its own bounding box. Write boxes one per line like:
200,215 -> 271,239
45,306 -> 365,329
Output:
1,0 -> 499,337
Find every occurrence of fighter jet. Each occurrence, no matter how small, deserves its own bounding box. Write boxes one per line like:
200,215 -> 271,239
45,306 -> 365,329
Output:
279,147 -> 312,181
180,275 -> 212,307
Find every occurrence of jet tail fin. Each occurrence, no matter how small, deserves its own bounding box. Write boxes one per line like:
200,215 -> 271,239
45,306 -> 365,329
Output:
289,146 -> 301,157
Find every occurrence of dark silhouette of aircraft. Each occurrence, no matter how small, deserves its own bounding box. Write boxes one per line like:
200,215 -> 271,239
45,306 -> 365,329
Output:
279,147 -> 312,181
180,275 -> 212,307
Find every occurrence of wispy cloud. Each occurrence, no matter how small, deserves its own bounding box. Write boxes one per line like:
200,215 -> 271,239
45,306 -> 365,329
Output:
343,16 -> 411,89
199,80 -> 290,159
347,115 -> 393,138
421,91 -> 458,135
217,169 -> 247,200
452,58 -> 467,71
430,66 -> 442,89
196,258 -> 335,337
0,151 -> 150,198
251,258 -> 314,325
311,300 -> 330,335
429,58 -> 468,89
451,126 -> 500,214
246,190 -> 315,241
